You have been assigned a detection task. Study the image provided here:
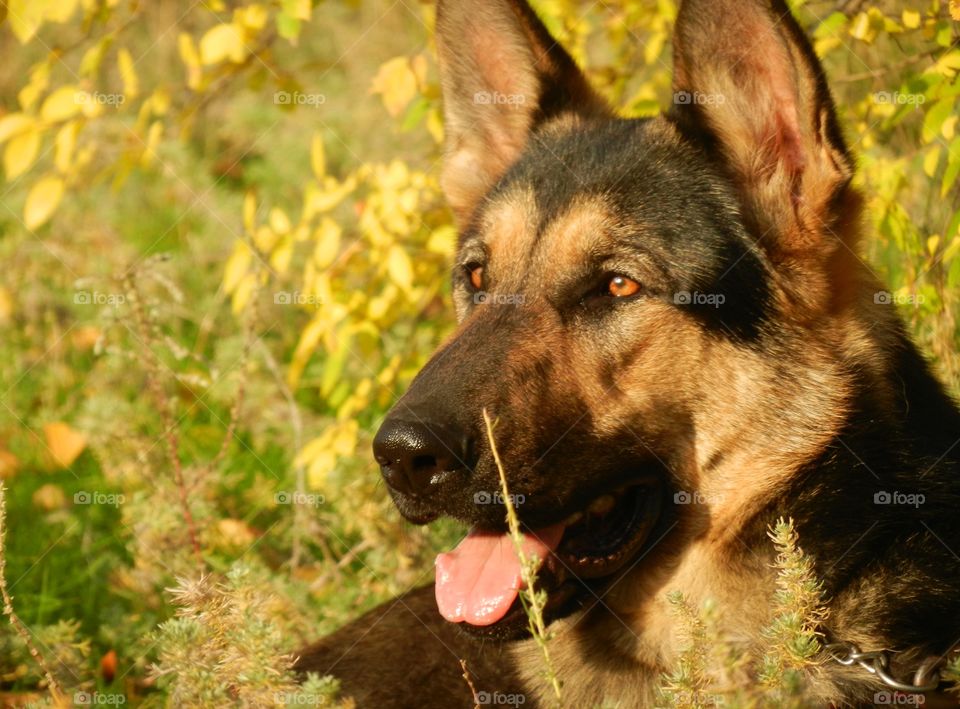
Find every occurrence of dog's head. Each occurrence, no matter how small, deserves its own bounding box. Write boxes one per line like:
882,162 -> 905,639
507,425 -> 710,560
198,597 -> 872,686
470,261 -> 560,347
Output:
373,0 -> 872,635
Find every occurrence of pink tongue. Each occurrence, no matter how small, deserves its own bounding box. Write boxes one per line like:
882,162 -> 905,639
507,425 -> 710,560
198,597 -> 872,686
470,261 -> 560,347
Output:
435,524 -> 565,626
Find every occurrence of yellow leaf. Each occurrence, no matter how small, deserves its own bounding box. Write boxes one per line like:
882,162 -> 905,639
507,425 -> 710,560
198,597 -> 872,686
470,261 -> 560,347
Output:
929,50 -> 960,75
178,32 -> 200,67
40,85 -> 82,123
269,207 -> 291,234
426,107 -> 444,144
43,421 -> 87,469
310,133 -> 326,180
369,56 -> 418,117
644,29 -> 667,64
332,419 -> 359,454
231,273 -> 258,314
848,11 -> 877,42
243,191 -> 257,233
54,120 -> 78,174
338,375 -> 372,416
253,225 -> 277,252
75,91 -> 104,119
178,32 -> 204,91
387,245 -> 414,292
0,286 -> 13,324
79,38 -> 109,78
303,175 -> 357,218
0,113 -> 33,145
928,234 -> 941,256
18,63 -> 50,111
288,313 -> 327,387
814,37 -> 841,56
7,0 -> 44,43
290,0 -> 311,20
200,23 -> 247,65
902,10 -> 921,29
117,48 -> 139,100
141,120 -> 163,167
426,224 -> 457,256
44,0 -> 79,23
4,128 -> 41,181
313,217 -> 341,268
74,144 -> 95,172
148,88 -> 171,116
236,4 -> 268,30
270,234 -> 294,274
306,451 -> 335,488
952,0 -> 960,22
411,53 -> 428,85
923,146 -> 941,178
24,175 -> 65,229
944,115 -> 958,141
367,291 -> 392,320
944,236 -> 960,262
223,241 -> 252,293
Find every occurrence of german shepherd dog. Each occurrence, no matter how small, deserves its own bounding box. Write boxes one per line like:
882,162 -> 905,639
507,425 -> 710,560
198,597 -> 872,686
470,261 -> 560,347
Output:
296,0 -> 960,705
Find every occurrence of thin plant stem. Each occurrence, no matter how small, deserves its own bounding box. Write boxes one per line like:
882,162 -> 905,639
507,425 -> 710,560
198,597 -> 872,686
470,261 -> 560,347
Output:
482,409 -> 562,706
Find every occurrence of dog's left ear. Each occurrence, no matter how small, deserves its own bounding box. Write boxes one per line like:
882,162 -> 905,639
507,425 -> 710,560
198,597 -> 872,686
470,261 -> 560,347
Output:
672,0 -> 856,259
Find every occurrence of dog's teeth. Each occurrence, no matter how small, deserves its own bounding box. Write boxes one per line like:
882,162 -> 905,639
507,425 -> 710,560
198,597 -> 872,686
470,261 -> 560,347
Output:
563,511 -> 583,526
588,494 -> 616,516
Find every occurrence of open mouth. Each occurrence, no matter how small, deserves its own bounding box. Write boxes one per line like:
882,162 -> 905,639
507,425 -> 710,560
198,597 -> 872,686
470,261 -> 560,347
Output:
434,479 -> 663,637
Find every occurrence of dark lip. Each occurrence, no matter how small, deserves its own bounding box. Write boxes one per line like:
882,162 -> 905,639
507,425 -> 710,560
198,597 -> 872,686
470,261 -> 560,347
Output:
388,492 -> 441,525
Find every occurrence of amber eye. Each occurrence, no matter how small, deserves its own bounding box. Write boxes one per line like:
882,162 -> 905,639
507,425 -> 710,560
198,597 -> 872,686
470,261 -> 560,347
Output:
607,274 -> 641,297
466,264 -> 484,291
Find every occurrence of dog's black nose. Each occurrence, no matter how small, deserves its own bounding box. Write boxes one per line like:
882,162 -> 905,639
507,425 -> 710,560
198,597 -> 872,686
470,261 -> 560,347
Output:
372,417 -> 470,496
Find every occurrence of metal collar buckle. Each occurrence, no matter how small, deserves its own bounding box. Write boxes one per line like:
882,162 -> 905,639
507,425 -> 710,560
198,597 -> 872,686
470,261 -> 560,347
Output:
825,642 -> 943,694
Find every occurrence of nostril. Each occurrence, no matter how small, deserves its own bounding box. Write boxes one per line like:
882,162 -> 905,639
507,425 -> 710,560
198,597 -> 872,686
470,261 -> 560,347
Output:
412,454 -> 438,472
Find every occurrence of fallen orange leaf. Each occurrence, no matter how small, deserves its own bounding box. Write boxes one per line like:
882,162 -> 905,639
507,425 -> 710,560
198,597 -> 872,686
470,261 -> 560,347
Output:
32,483 -> 67,510
0,449 -> 18,478
43,422 -> 87,469
100,649 -> 117,683
70,326 -> 102,351
215,518 -> 258,549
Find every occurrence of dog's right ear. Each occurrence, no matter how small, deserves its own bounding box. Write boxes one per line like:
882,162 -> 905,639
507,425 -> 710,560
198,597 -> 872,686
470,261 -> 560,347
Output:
435,0 -> 608,225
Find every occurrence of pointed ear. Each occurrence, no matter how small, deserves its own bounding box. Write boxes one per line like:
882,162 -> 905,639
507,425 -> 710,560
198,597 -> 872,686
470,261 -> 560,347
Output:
435,0 -> 608,225
671,0 -> 857,260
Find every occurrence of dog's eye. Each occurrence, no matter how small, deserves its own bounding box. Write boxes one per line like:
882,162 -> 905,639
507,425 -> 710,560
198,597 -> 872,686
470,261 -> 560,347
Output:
465,263 -> 484,291
607,275 -> 641,298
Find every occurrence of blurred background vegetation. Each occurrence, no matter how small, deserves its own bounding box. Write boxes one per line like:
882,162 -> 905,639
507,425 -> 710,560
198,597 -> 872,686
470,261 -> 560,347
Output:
0,0 -> 957,706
